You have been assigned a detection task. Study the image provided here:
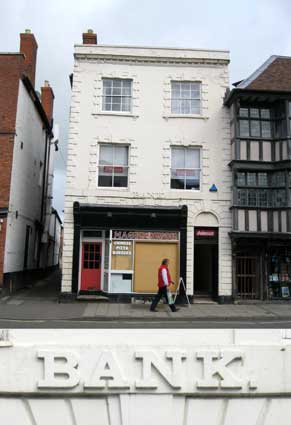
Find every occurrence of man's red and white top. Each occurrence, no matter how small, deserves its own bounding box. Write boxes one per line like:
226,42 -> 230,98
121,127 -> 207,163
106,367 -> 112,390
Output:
158,265 -> 171,288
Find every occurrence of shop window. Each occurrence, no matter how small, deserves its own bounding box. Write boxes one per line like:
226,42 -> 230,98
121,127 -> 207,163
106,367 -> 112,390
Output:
98,144 -> 128,188
238,106 -> 272,138
111,241 -> 133,271
102,78 -> 132,112
171,81 -> 201,115
268,249 -> 291,299
171,147 -> 200,190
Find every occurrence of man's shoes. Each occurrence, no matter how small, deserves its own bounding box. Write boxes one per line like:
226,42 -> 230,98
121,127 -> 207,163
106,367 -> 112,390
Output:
150,309 -> 158,312
172,308 -> 180,313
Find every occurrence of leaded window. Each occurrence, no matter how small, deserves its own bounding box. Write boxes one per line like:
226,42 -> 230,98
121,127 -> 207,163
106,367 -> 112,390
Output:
238,106 -> 271,138
236,171 -> 287,207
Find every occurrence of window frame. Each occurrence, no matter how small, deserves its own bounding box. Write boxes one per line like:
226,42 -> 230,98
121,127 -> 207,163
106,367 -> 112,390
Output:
170,81 -> 202,115
238,106 -> 272,139
101,78 -> 133,113
235,171 -> 287,207
97,143 -> 129,189
170,146 -> 201,191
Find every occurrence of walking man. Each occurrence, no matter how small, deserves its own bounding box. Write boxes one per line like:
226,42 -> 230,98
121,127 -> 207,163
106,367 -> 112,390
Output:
150,258 -> 179,312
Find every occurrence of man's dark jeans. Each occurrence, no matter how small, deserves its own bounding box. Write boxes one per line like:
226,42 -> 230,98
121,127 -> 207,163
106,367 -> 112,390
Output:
150,286 -> 177,312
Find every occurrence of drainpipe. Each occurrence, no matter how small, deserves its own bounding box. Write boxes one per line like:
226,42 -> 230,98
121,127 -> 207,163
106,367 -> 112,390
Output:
37,130 -> 50,268
53,210 -> 57,267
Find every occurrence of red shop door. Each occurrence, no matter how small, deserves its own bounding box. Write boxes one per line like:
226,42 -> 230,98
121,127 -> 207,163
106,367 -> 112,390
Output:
80,242 -> 102,291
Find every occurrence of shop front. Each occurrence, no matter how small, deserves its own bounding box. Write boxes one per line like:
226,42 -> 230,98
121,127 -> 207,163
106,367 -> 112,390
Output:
72,202 -> 187,298
232,234 -> 291,300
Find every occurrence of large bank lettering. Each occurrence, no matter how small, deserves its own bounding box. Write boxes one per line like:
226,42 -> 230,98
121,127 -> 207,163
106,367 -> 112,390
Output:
37,349 -> 257,392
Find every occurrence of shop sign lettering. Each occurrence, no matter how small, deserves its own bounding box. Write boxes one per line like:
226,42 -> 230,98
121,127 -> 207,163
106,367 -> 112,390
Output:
113,231 -> 179,241
112,241 -> 132,256
37,349 -> 257,392
195,229 -> 216,237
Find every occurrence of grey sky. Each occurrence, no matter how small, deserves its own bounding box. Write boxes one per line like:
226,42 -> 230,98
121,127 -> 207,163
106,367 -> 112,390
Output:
1,0 -> 291,219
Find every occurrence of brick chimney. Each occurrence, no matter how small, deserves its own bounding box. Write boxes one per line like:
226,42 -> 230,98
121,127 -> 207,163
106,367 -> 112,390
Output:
20,29 -> 38,87
82,29 -> 97,44
41,80 -> 55,126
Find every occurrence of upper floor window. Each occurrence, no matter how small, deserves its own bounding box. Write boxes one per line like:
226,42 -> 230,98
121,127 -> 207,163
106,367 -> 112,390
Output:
171,147 -> 200,190
98,144 -> 128,188
236,171 -> 287,207
236,171 -> 286,188
171,82 -> 201,115
239,107 -> 271,138
102,79 -> 132,112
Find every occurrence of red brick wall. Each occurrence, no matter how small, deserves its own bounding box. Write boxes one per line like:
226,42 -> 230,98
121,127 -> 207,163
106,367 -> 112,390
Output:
20,32 -> 38,88
41,84 -> 55,125
0,54 -> 24,286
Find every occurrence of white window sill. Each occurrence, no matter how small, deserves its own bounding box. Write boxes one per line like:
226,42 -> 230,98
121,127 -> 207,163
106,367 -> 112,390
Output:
163,114 -> 208,120
93,111 -> 139,118
97,186 -> 129,191
170,188 -> 201,193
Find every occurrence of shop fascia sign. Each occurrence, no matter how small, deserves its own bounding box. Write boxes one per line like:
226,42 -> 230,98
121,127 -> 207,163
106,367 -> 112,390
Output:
195,228 -> 217,237
112,230 -> 179,241
35,348 -> 257,393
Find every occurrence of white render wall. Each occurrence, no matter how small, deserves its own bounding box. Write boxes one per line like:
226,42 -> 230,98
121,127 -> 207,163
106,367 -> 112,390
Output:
1,329 -> 291,424
62,45 -> 232,296
4,81 -> 47,273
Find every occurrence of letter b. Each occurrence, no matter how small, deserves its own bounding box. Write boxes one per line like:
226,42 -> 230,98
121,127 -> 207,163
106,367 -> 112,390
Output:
37,350 -> 80,388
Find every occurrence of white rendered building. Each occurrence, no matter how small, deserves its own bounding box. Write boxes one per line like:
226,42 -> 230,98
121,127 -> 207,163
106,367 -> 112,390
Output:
1,329 -> 291,424
61,30 -> 232,302
0,31 -> 61,292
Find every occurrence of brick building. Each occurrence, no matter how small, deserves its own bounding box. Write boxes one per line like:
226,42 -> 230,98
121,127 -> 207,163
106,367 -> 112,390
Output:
225,56 -> 291,300
0,30 -> 61,292
61,31 -> 232,302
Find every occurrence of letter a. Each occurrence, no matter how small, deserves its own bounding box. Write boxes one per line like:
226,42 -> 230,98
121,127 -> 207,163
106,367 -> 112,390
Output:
84,351 -> 129,389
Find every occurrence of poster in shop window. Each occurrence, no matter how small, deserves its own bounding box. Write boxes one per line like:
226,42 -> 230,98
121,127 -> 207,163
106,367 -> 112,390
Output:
111,241 -> 133,270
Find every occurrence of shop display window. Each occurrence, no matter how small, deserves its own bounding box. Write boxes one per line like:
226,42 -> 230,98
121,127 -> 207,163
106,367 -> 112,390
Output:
268,248 -> 291,299
111,240 -> 133,271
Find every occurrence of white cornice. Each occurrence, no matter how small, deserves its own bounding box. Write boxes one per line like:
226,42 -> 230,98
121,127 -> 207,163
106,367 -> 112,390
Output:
74,44 -> 230,65
74,53 -> 229,67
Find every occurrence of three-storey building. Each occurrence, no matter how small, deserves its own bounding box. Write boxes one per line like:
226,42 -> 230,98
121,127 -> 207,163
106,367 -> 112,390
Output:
62,30 -> 232,302
225,56 -> 291,300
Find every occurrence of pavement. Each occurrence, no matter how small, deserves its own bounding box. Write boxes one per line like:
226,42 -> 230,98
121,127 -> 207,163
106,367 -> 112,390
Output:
1,269 -> 291,325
